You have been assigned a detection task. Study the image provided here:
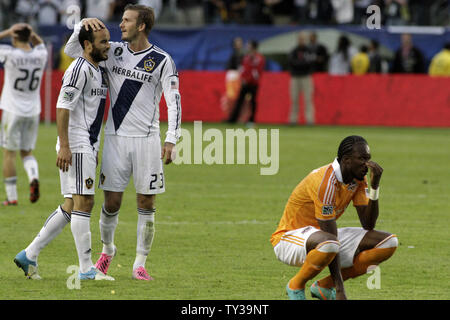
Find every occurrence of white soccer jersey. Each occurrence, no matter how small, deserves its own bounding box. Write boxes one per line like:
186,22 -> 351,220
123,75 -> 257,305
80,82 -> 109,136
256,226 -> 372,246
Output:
64,22 -> 181,144
56,57 -> 108,153
0,43 -> 47,116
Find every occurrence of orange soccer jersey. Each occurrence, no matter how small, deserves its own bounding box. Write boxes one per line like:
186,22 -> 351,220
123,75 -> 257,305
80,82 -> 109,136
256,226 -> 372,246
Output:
271,160 -> 369,247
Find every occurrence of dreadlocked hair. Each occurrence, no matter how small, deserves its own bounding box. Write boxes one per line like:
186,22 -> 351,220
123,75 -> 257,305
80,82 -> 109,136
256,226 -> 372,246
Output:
337,135 -> 367,162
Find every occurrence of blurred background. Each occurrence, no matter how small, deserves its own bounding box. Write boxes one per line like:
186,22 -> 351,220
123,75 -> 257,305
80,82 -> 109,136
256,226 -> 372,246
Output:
0,0 -> 449,126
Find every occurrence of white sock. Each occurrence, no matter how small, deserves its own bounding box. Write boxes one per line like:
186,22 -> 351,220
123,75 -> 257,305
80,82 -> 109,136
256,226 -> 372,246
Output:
4,176 -> 18,201
71,211 -> 94,273
23,155 -> 39,183
133,208 -> 155,270
25,205 -> 71,262
99,205 -> 119,256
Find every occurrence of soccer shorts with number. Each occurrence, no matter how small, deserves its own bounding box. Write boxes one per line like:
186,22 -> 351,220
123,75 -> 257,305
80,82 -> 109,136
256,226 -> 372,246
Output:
274,226 -> 368,268
59,152 -> 97,196
1,111 -> 39,151
99,134 -> 165,195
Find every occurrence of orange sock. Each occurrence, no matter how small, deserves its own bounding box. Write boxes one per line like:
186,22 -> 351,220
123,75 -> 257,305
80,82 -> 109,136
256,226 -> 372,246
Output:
317,246 -> 397,289
289,248 -> 337,290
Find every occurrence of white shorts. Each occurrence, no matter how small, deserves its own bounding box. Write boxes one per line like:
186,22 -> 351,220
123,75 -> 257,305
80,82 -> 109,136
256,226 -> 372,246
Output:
274,226 -> 368,268
99,134 -> 165,195
1,111 -> 39,151
59,152 -> 97,196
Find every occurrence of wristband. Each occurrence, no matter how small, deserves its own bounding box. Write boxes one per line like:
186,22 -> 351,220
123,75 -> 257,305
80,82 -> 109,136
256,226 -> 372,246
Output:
369,187 -> 379,201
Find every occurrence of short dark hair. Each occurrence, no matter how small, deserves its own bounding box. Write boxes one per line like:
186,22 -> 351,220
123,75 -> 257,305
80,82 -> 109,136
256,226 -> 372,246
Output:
444,42 -> 450,50
337,135 -> 368,162
15,27 -> 31,43
79,25 -> 95,50
124,4 -> 155,35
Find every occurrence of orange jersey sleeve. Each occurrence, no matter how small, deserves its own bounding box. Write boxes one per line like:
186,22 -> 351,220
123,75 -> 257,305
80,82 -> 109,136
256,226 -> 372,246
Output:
352,177 -> 370,207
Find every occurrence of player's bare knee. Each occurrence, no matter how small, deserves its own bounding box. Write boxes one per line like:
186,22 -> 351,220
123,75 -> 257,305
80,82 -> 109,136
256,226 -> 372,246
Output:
104,191 -> 122,213
137,194 -> 155,210
307,231 -> 339,252
19,150 -> 32,159
61,197 -> 74,214
376,234 -> 398,249
74,195 -> 94,213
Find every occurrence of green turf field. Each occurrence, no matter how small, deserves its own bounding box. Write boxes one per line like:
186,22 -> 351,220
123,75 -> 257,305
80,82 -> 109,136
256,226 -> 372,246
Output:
0,122 -> 449,300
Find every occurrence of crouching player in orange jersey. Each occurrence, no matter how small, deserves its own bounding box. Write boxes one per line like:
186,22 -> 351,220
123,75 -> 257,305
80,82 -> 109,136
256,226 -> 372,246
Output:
271,135 -> 398,300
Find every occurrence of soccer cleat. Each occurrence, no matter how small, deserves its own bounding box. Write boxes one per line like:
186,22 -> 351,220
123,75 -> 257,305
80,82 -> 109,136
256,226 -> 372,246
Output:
94,246 -> 117,275
286,283 -> 306,300
79,267 -> 115,281
14,250 -> 41,279
310,281 -> 336,300
2,199 -> 18,206
132,266 -> 154,281
30,179 -> 40,203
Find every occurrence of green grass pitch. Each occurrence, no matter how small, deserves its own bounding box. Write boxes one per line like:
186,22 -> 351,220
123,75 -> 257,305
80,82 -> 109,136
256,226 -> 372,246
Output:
0,122 -> 449,300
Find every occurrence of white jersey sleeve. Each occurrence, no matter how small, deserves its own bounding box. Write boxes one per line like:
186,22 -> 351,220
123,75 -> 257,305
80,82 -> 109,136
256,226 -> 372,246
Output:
160,55 -> 181,145
64,21 -> 84,58
57,58 -> 87,111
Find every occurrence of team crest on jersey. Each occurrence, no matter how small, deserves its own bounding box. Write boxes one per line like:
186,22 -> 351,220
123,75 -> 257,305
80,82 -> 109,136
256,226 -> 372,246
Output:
85,177 -> 94,189
322,205 -> 334,215
144,58 -> 156,72
114,47 -> 123,56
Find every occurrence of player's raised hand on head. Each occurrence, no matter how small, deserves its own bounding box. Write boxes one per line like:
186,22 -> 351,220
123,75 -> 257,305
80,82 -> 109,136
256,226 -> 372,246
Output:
9,23 -> 30,37
161,142 -> 176,165
82,18 -> 105,31
366,160 -> 383,189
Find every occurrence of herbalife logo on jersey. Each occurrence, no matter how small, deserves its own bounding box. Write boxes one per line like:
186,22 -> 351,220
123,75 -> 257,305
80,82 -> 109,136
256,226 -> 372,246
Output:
173,121 -> 279,175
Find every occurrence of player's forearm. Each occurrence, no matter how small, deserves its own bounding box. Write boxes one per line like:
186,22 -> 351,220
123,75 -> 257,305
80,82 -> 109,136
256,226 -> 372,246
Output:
164,88 -> 181,144
56,108 -> 70,148
30,32 -> 44,46
165,104 -> 181,144
64,21 -> 83,58
0,29 -> 12,40
328,254 -> 345,290
362,200 -> 379,230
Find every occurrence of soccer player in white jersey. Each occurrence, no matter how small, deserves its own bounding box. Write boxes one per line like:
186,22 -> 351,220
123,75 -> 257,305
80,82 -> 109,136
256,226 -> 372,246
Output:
64,4 -> 181,280
14,25 -> 114,281
0,24 -> 47,206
